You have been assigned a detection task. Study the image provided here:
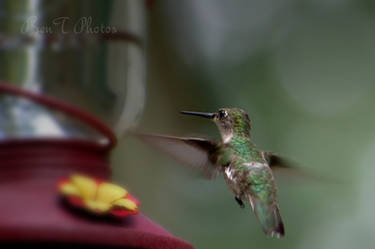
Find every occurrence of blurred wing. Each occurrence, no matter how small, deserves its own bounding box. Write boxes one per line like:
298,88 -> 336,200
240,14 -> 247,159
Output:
263,152 -> 293,170
263,152 -> 324,183
136,133 -> 221,179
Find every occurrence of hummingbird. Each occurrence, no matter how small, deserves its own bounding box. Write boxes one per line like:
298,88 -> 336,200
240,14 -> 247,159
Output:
138,108 -> 294,238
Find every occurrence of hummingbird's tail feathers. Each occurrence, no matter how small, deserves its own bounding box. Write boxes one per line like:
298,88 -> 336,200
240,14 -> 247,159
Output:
135,133 -> 221,179
248,195 -> 285,238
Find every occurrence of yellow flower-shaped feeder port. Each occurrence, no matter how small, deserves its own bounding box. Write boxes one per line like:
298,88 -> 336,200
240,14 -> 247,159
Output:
58,174 -> 139,218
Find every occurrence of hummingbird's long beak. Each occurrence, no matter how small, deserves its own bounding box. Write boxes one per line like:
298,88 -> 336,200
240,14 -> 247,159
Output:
180,111 -> 215,119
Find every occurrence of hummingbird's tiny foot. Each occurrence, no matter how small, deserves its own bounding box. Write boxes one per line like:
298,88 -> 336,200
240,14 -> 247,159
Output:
235,196 -> 245,208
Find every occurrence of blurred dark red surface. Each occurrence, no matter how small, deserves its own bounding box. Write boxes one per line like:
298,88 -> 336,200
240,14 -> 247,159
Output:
0,84 -> 194,249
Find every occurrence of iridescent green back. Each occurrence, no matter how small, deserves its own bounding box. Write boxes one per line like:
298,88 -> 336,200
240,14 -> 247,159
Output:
223,108 -> 284,237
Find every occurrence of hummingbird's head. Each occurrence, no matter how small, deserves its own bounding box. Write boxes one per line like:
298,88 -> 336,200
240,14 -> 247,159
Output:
180,108 -> 251,143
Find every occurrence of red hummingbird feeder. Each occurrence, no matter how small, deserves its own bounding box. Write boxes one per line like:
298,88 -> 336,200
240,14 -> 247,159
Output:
0,1 -> 194,249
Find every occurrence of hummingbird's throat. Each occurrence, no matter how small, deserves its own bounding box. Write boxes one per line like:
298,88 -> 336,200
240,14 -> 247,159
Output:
219,125 -> 250,144
222,133 -> 233,143
216,121 -> 235,144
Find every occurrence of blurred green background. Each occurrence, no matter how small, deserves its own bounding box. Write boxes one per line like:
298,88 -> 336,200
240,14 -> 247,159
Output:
112,1 -> 375,249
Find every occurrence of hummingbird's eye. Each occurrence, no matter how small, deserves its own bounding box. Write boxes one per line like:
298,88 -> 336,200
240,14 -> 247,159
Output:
218,110 -> 228,119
